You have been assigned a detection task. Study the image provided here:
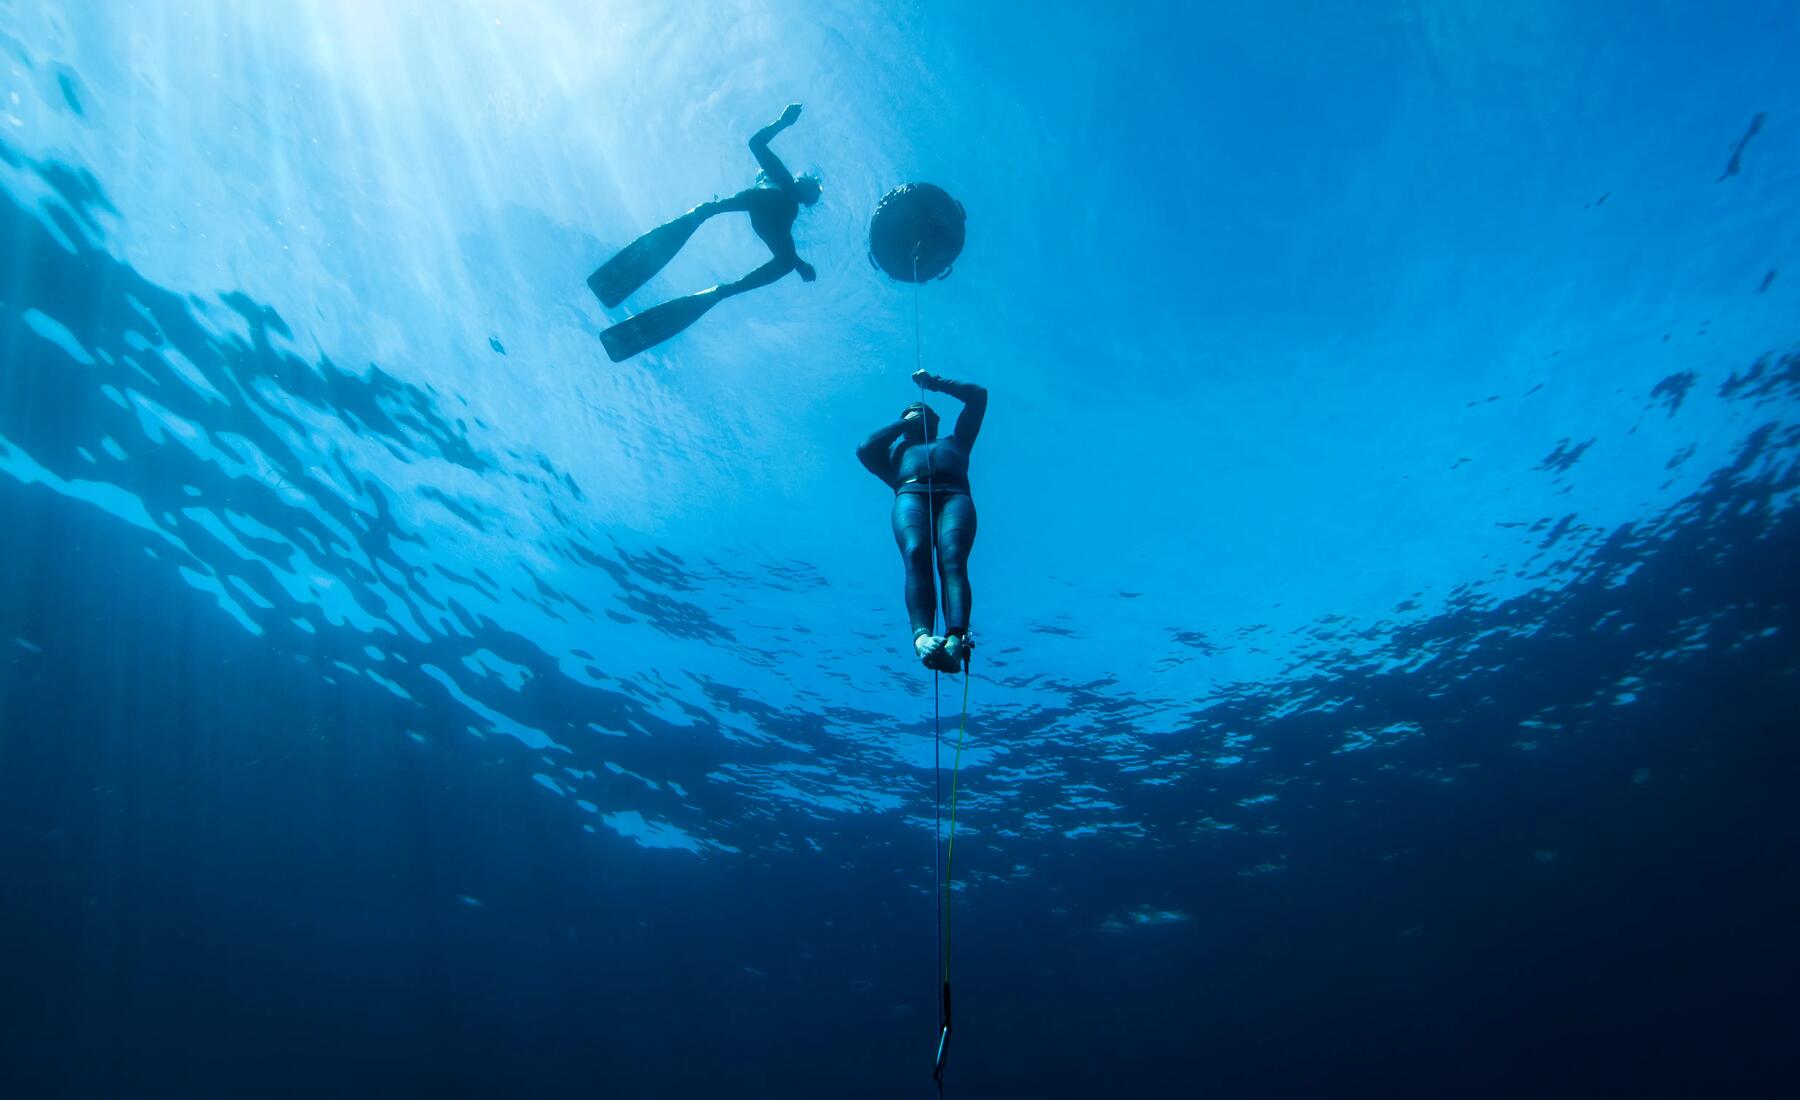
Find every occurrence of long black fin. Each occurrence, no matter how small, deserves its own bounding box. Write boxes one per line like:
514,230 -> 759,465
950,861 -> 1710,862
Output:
599,288 -> 724,362
587,209 -> 704,308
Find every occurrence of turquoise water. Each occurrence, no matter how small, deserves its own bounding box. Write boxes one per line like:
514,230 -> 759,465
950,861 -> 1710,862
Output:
3,2 -> 1797,1096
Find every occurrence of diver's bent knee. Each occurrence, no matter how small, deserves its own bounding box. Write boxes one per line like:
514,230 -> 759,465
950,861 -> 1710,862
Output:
937,539 -> 973,561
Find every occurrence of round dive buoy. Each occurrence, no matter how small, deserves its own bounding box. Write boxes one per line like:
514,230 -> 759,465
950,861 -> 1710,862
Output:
868,183 -> 966,282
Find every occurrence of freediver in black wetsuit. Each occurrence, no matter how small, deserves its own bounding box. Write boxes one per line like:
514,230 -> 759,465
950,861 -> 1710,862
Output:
590,104 -> 820,362
856,369 -> 988,672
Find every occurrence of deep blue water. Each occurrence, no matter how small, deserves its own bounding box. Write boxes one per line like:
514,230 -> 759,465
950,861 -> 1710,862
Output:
3,2 -> 1798,1097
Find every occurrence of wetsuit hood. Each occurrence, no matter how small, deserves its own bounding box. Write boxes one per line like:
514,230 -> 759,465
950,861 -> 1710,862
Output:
901,402 -> 940,440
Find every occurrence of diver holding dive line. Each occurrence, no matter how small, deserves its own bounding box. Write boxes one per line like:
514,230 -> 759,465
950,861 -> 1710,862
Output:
856,368 -> 987,672
854,180 -> 978,1093
589,103 -> 820,362
856,366 -> 983,1090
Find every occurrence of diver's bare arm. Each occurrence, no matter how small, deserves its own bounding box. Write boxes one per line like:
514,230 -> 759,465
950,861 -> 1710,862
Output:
749,104 -> 801,189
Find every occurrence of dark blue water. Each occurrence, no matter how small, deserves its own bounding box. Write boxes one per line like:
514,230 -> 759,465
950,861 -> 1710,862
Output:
4,3 -> 1799,1097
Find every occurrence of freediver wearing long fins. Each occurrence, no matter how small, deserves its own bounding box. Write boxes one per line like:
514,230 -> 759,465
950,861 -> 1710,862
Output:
588,103 -> 820,362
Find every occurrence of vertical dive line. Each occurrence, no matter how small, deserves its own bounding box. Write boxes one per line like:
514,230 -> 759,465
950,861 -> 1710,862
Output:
915,246 -> 936,592
913,246 -> 925,381
915,245 -> 948,1037
944,666 -> 970,981
933,665 -> 942,998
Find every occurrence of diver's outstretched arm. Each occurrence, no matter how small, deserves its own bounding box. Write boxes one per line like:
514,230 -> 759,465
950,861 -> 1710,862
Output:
912,371 -> 988,447
749,103 -> 802,190
856,419 -> 909,487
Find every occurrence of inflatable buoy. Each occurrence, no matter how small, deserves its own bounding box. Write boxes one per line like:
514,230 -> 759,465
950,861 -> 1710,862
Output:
869,183 -> 966,282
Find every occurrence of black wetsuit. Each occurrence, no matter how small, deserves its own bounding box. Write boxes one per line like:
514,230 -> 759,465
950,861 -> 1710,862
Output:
705,186 -> 806,295
704,116 -> 816,295
856,376 -> 989,639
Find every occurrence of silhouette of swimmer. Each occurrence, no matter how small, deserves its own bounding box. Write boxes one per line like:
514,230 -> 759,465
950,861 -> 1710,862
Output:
590,104 -> 820,362
1717,112 -> 1765,182
856,369 -> 988,673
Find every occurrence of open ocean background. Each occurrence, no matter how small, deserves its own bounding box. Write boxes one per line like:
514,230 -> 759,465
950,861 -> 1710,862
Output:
2,2 -> 1797,1096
